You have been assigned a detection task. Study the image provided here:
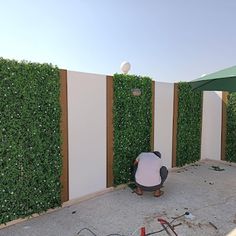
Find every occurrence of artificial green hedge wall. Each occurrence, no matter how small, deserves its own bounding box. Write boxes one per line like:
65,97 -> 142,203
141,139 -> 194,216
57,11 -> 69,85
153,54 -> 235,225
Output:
0,58 -> 62,224
113,74 -> 152,185
176,82 -> 202,166
226,92 -> 236,163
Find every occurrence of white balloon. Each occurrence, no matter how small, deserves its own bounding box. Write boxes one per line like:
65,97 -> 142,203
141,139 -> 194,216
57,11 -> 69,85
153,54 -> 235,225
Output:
120,61 -> 131,74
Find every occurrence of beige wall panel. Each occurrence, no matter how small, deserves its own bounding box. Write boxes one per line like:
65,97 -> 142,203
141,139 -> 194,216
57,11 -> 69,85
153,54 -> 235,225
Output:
67,71 -> 107,200
154,82 -> 174,169
201,91 -> 222,160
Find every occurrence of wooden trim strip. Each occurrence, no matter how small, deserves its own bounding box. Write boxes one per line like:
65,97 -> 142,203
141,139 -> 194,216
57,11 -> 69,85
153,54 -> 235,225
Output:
60,69 -> 69,202
172,83 -> 178,167
106,76 -> 114,187
151,81 -> 155,151
221,92 -> 228,161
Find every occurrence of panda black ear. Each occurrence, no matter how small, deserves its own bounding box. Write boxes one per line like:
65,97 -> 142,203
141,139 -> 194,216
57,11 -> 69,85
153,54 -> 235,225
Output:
153,151 -> 161,158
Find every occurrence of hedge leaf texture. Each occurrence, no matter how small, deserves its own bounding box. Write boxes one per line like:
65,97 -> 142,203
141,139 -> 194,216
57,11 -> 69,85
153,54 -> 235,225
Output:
113,74 -> 152,185
226,92 -> 236,163
176,82 -> 202,166
0,58 -> 62,224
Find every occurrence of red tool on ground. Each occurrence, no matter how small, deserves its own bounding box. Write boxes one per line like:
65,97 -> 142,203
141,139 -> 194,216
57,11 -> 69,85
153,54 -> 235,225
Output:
157,218 -> 178,236
139,218 -> 180,236
140,227 -> 146,236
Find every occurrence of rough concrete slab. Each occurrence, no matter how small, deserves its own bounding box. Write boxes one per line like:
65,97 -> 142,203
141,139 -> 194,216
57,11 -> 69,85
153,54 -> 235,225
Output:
0,160 -> 236,236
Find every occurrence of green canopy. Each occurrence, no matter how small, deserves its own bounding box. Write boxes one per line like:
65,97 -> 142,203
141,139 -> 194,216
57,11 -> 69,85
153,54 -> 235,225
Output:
190,65 -> 236,92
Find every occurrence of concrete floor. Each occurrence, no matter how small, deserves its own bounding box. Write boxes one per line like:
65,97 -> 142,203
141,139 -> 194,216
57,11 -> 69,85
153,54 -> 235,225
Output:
1,160 -> 236,236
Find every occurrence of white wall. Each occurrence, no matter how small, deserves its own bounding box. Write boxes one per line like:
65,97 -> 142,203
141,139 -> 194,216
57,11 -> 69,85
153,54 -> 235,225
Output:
154,82 -> 174,169
201,91 -> 222,160
67,71 -> 107,200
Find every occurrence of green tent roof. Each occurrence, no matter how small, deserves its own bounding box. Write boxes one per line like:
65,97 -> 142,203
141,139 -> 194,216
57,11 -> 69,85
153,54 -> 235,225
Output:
190,65 -> 236,92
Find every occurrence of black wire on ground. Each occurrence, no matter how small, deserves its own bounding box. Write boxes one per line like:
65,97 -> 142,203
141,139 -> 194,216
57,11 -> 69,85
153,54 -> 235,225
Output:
77,228 -> 97,236
76,225 -> 175,236
77,228 -> 126,236
77,213 -> 185,236
145,217 -> 181,236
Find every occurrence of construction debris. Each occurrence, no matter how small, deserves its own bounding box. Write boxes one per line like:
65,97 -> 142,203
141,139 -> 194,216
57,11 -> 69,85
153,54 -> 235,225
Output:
209,166 -> 225,171
209,222 -> 217,230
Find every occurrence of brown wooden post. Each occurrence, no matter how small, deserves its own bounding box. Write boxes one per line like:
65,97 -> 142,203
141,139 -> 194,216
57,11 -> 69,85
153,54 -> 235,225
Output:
221,91 -> 228,161
60,69 -> 69,202
151,81 -> 155,151
172,83 -> 178,167
107,76 -> 114,187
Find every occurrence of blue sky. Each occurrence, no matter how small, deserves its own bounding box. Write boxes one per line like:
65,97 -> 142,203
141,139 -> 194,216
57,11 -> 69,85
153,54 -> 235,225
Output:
0,0 -> 236,82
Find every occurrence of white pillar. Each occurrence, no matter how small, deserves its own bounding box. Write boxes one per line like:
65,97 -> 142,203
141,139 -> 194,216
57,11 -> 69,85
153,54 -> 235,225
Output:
154,82 -> 174,168
201,91 -> 222,160
67,71 -> 107,200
